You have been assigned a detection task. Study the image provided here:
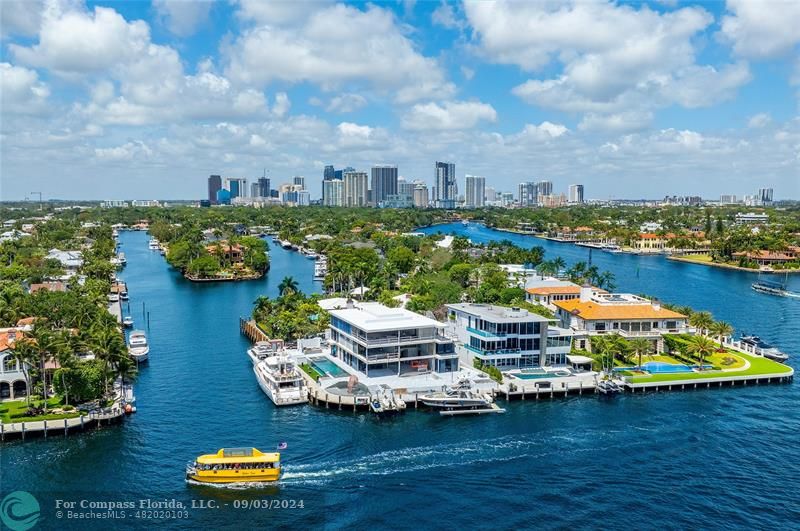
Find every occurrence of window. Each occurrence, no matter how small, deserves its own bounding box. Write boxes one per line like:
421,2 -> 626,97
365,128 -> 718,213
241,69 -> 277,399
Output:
595,323 -> 606,331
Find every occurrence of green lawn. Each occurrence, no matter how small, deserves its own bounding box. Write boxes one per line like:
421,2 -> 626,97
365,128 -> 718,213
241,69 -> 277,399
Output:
299,363 -> 322,380
675,254 -> 713,263
0,398 -> 81,424
628,351 -> 792,384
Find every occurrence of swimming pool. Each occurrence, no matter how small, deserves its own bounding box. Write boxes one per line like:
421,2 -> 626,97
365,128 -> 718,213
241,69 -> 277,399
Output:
513,369 -> 572,379
617,362 -> 713,374
309,357 -> 349,377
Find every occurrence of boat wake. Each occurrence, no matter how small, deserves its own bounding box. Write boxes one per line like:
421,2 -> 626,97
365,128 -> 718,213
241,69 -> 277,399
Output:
185,478 -> 278,490
280,432 -> 624,486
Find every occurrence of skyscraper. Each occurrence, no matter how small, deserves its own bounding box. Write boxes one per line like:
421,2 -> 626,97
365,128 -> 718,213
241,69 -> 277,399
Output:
293,176 -> 306,189
250,182 -> 260,198
371,165 -> 398,206
434,161 -> 456,209
568,184 -> 584,204
518,182 -> 538,206
323,179 -> 344,206
537,180 -> 553,199
758,188 -> 773,204
464,175 -> 485,208
207,175 -> 221,204
257,177 -> 270,198
225,178 -> 247,199
413,181 -> 429,208
343,171 -> 369,207
323,165 -> 335,180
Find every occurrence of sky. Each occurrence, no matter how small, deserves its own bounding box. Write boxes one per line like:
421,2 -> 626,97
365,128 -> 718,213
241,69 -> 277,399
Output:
1,0 -> 798,201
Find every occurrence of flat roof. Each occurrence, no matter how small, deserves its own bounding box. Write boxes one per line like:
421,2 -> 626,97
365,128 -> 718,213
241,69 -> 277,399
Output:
446,303 -> 551,323
329,302 -> 443,332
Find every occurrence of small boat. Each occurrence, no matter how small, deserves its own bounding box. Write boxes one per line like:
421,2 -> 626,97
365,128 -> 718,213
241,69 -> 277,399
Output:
186,448 -> 281,484
597,380 -> 622,395
108,293 -> 120,303
253,354 -> 307,406
123,316 -> 134,328
420,378 -> 494,411
148,238 -> 160,250
128,330 -> 149,363
280,240 -> 293,249
119,290 -> 129,301
752,271 -> 791,297
740,335 -> 789,362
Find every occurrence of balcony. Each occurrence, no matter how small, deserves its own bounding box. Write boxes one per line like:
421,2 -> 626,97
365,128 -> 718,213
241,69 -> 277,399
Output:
465,344 -> 521,357
466,326 -> 507,338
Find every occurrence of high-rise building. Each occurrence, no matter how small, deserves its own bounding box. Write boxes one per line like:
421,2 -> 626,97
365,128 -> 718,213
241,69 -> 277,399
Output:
257,177 -> 270,198
501,192 -> 514,206
413,181 -> 429,208
485,186 -> 497,203
568,184 -> 584,204
719,194 -> 737,204
343,171 -> 369,207
297,191 -> 310,206
518,182 -> 538,206
370,165 -> 398,206
758,188 -> 773,204
323,165 -> 335,180
250,182 -> 260,198
537,180 -> 553,201
216,188 -> 231,205
225,178 -> 247,199
293,176 -> 306,189
207,175 -> 221,205
464,175 -> 486,208
323,179 -> 344,207
434,161 -> 456,209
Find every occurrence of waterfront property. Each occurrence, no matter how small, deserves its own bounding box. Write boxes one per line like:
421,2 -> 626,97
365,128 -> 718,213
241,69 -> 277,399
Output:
446,303 -> 574,370
554,287 -> 690,352
0,329 -> 29,400
327,300 -> 459,377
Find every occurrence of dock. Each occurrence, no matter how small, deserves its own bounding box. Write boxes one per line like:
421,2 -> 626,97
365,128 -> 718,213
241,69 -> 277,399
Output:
240,317 -> 269,343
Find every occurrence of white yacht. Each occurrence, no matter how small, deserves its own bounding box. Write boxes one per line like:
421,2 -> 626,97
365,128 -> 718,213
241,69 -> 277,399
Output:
123,316 -> 134,328
420,378 -> 494,410
247,341 -> 276,365
148,238 -> 160,250
253,354 -> 307,407
128,330 -> 149,363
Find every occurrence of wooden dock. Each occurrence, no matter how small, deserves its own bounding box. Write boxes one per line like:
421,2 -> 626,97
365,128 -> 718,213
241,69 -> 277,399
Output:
240,318 -> 270,343
1,406 -> 127,442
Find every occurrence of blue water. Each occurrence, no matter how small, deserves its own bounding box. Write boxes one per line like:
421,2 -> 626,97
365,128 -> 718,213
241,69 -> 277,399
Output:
2,225 -> 799,529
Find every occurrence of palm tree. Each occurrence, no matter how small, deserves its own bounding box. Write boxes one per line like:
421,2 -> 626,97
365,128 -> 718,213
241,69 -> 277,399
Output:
709,321 -> 733,349
11,336 -> 38,406
552,257 -> 566,276
89,326 -> 127,396
689,311 -> 714,336
277,276 -> 299,297
629,338 -> 654,370
28,328 -> 68,412
687,335 -> 716,370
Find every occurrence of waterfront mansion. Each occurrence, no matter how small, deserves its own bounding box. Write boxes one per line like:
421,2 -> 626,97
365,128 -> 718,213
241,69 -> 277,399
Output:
554,287 -> 690,352
446,303 -> 574,371
326,300 -> 459,377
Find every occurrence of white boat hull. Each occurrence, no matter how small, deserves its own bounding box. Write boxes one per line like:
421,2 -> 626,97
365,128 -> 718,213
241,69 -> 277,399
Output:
129,347 -> 149,362
253,366 -> 307,407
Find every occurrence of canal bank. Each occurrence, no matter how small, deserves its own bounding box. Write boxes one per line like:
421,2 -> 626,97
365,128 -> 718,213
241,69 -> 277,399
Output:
2,228 -> 800,529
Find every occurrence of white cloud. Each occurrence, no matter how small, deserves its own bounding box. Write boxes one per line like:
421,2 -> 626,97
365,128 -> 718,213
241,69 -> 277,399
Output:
0,0 -> 44,38
153,0 -> 211,36
225,3 -> 454,103
94,141 -> 152,161
467,2 -> 751,125
234,0 -> 323,25
0,62 -> 50,115
720,0 -> 800,59
460,66 -> 475,80
402,101 -> 497,131
747,113 -> 772,129
578,111 -> 653,133
432,1 -> 464,29
11,4 -> 150,75
326,93 -> 368,113
512,122 -> 569,142
272,92 -> 290,118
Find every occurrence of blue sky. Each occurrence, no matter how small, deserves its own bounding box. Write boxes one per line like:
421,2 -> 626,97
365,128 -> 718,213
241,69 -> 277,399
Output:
1,0 -> 798,201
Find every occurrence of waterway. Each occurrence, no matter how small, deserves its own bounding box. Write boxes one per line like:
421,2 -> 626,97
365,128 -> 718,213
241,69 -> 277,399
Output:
2,226 -> 799,529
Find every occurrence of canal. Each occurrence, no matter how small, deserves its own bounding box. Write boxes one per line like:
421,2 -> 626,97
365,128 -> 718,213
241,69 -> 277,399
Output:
2,227 -> 799,529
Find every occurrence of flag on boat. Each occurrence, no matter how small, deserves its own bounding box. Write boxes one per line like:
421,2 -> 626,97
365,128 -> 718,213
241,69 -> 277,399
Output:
277,442 -> 288,450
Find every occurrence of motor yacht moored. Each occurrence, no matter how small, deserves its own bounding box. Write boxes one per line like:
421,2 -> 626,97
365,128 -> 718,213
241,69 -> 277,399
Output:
128,330 -> 150,363
253,354 -> 307,406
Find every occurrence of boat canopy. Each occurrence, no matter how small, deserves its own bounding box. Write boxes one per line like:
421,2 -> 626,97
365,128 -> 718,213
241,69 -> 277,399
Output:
197,447 -> 280,464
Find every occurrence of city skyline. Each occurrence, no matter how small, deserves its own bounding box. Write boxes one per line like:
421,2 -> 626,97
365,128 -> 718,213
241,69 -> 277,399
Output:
2,1 -> 799,201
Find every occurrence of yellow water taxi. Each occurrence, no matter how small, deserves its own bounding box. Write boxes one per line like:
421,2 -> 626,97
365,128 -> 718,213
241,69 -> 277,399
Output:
186,448 -> 281,484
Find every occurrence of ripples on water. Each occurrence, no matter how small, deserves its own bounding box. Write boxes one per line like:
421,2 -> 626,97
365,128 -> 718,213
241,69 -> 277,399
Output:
2,227 -> 799,529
